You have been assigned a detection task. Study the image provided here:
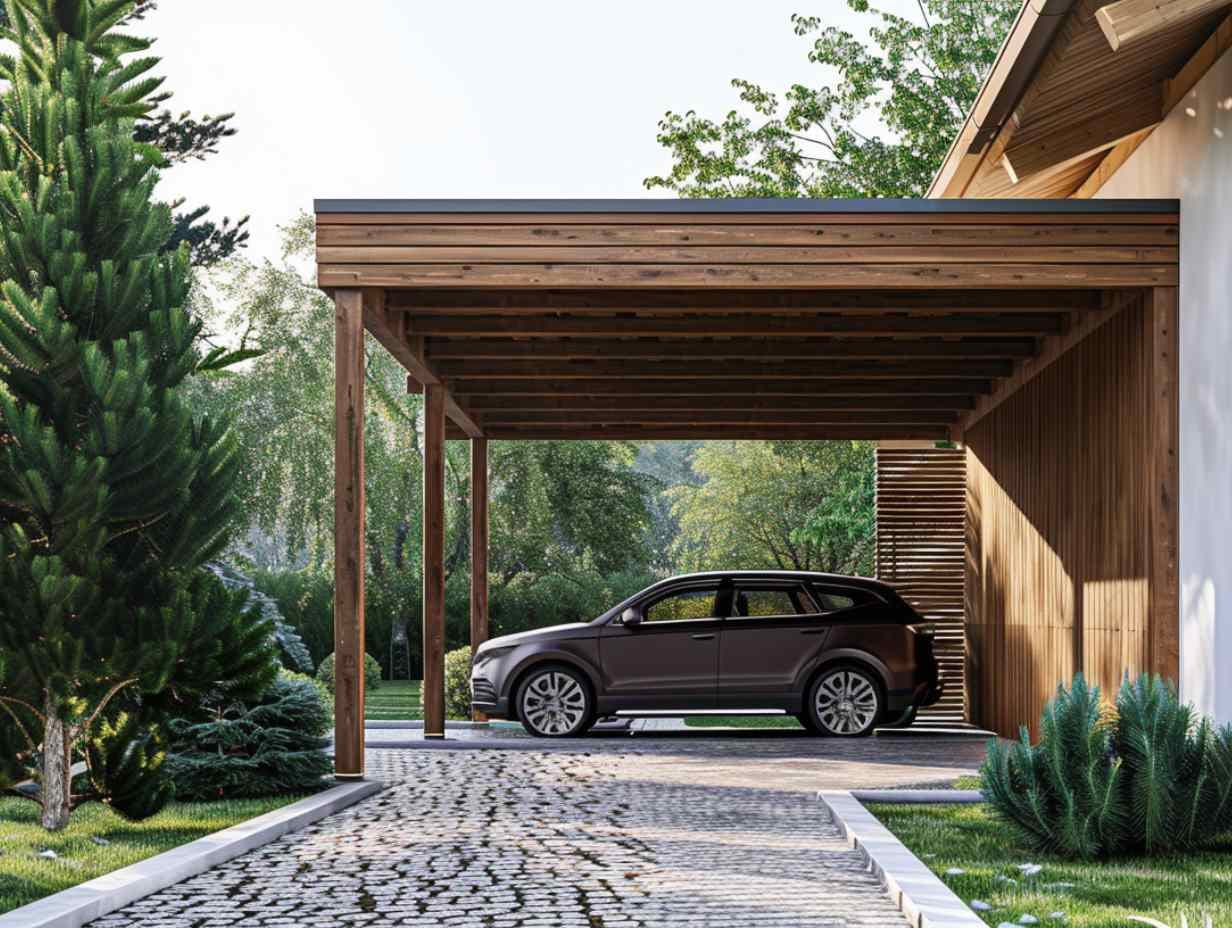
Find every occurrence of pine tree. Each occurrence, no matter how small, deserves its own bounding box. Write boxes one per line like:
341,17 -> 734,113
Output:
0,0 -> 274,831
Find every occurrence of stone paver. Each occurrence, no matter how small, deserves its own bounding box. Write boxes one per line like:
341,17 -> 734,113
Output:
90,735 -> 985,927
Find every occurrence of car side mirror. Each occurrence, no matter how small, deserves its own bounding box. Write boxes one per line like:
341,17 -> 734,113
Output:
620,607 -> 642,627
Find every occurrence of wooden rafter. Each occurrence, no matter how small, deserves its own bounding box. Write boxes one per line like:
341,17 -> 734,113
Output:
1096,0 -> 1229,50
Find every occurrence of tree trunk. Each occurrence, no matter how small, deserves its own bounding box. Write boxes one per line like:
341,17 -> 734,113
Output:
40,693 -> 72,831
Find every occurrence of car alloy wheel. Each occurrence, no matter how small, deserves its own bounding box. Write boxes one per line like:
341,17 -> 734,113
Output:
518,666 -> 591,737
810,667 -> 880,737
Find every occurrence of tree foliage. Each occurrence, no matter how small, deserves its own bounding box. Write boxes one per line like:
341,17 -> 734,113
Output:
646,0 -> 1017,198
0,0 -> 274,830
0,0 -> 248,264
192,216 -> 657,665
670,441 -> 875,575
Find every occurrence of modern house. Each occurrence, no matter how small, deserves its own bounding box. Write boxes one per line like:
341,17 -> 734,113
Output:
318,0 -> 1229,774
930,0 -> 1232,732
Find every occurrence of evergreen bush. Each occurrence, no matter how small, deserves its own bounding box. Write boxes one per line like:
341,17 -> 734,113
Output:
982,673 -> 1232,858
316,652 -> 381,694
165,671 -> 332,800
444,646 -> 472,720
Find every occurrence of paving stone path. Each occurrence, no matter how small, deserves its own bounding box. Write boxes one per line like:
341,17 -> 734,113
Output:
90,737 -> 984,927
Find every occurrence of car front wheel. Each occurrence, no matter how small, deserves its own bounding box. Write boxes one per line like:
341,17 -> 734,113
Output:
516,665 -> 594,738
805,666 -> 881,737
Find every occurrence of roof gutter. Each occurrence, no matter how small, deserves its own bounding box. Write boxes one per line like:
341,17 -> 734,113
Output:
928,0 -> 1078,197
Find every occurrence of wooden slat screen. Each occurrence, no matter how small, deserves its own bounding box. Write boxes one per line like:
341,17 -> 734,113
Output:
875,447 -> 967,723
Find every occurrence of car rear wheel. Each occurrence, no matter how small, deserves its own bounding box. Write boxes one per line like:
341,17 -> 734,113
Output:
806,666 -> 881,737
516,665 -> 594,738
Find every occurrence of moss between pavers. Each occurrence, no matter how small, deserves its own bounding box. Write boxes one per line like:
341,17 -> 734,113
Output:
0,795 -> 299,914
867,802 -> 1232,928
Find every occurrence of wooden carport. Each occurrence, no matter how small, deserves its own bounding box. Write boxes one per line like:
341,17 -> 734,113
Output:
317,198 -> 1179,777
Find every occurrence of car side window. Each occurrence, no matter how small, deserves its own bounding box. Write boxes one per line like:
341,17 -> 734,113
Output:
813,588 -> 861,612
732,586 -> 814,618
643,587 -> 719,623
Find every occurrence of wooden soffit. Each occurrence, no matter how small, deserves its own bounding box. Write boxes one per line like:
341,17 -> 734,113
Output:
931,0 -> 1231,199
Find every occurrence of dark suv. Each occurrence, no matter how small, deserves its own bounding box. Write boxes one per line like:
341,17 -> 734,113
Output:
470,571 -> 942,737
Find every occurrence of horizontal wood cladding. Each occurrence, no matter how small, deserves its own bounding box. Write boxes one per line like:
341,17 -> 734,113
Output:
318,223 -> 1179,247
964,294 -> 1167,739
318,262 -> 1177,290
315,212 -> 1178,290
875,448 -> 968,721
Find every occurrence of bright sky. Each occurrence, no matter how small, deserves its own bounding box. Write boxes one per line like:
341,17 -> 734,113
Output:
147,1 -> 917,264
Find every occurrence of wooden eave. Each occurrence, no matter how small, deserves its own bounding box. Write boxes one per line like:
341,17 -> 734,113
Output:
930,0 -> 1232,199
314,198 -> 1178,442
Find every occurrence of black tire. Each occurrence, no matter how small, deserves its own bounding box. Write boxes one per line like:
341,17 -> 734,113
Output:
796,712 -> 823,735
804,665 -> 882,738
516,664 -> 595,738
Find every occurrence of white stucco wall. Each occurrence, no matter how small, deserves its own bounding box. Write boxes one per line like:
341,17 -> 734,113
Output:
1097,49 -> 1232,724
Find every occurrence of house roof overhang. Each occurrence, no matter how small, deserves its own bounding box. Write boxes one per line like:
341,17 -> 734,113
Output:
930,0 -> 1232,199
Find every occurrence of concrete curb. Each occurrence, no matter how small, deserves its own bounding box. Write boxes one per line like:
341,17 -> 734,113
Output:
0,780 -> 383,928
819,789 -> 986,928
850,788 -> 986,804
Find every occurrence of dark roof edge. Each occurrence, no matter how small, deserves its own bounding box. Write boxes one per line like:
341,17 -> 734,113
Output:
314,197 -> 1178,215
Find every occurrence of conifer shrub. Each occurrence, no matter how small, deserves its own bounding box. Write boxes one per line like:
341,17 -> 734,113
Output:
165,671 -> 332,800
982,673 -> 1232,859
444,646 -> 472,720
316,652 -> 382,694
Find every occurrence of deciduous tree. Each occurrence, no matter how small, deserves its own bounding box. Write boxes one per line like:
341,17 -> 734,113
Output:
646,0 -> 1017,198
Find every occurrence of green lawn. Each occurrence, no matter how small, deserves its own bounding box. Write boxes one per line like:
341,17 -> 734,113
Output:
683,715 -> 803,729
365,679 -> 422,721
0,795 -> 298,914
868,802 -> 1232,928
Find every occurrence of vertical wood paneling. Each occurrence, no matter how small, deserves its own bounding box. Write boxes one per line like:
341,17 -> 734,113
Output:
875,447 -> 968,722
965,293 -> 1175,738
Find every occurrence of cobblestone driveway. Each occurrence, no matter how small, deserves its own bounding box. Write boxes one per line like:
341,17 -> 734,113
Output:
91,736 -> 985,928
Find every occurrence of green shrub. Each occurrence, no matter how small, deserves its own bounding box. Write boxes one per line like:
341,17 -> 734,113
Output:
445,646 -> 472,720
316,652 -> 381,694
165,671 -> 333,800
982,673 -> 1232,859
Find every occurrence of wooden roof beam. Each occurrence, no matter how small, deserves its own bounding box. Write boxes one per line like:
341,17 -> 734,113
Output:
426,337 -> 1041,361
359,289 -> 483,437
406,314 -> 1065,338
475,410 -> 960,426
388,288 -> 1103,314
1096,0 -> 1229,50
463,394 -> 977,412
431,359 -> 1016,380
446,426 -> 953,442
955,289 -> 1140,436
450,378 -> 992,397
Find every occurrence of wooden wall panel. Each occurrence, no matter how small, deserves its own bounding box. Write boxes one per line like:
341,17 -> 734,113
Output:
875,448 -> 968,722
965,294 -> 1164,738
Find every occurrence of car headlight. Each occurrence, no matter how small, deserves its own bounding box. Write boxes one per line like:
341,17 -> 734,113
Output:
472,646 -> 513,670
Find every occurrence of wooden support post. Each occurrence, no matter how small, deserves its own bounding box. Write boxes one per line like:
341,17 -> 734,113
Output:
1147,286 -> 1180,682
333,289 -> 366,778
470,437 -> 490,722
422,383 -> 447,738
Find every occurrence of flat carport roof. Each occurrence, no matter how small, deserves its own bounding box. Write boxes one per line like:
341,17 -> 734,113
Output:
316,197 -> 1179,776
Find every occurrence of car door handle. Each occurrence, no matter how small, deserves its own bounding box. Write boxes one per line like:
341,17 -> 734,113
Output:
690,633 -> 715,641
800,629 -> 826,636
